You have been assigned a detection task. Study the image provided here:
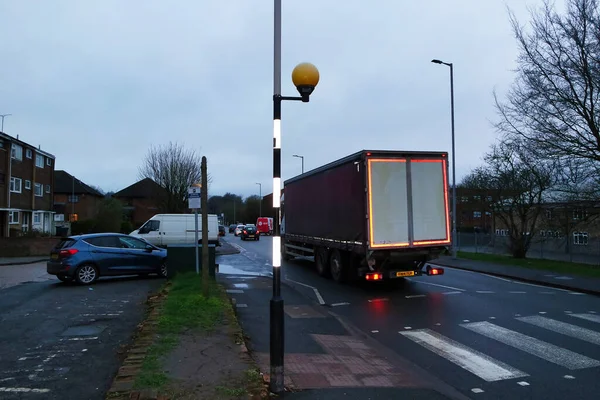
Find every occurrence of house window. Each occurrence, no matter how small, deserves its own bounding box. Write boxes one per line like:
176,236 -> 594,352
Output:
495,229 -> 500,235
10,177 -> 22,193
540,230 -> 546,237
9,211 -> 19,224
486,196 -> 493,202
68,195 -> 80,203
34,183 -> 43,197
35,154 -> 44,168
485,211 -> 492,216
473,195 -> 481,201
546,209 -> 553,220
26,149 -> 32,158
45,184 -> 51,193
11,144 -> 23,160
572,209 -> 588,221
573,232 -> 589,246
0,139 -> 4,148
473,211 -> 482,218
25,180 -> 31,190
461,196 -> 469,203
46,157 -> 51,166
33,212 -> 41,224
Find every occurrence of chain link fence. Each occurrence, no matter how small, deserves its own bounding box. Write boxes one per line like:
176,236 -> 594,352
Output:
455,232 -> 600,266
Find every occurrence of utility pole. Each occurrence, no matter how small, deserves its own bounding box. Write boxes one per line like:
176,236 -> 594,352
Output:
201,156 -> 209,297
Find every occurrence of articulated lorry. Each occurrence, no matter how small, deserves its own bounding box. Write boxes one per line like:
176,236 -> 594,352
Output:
281,150 -> 450,283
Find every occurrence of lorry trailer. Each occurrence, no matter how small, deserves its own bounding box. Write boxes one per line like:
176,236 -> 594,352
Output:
280,150 -> 449,282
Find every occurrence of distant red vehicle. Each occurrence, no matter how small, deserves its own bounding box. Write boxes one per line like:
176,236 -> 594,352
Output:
256,217 -> 274,235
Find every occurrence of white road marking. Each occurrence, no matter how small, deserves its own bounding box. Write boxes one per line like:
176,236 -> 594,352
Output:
510,280 -> 571,293
564,375 -> 575,379
60,337 -> 98,341
371,330 -> 379,333
461,321 -> 600,370
236,304 -> 248,308
489,317 -> 496,319
404,327 -> 412,330
330,302 -> 350,307
538,312 -> 547,314
405,294 -> 426,299
565,311 -> 572,313
471,388 -> 484,393
0,387 -> 51,393
463,320 -> 470,323
226,289 -> 244,294
569,292 -> 586,295
476,291 -> 494,294
399,329 -> 528,382
285,278 -> 326,305
442,291 -> 462,295
590,311 -> 597,314
518,381 -> 530,386
0,378 -> 15,382
539,292 -> 556,295
368,298 -> 390,302
509,291 -> 527,294
570,313 -> 600,324
413,281 -> 465,292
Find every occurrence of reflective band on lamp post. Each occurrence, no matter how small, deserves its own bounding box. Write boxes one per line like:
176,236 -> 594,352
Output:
273,236 -> 281,267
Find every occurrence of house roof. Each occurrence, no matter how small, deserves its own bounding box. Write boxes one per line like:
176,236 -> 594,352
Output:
114,178 -> 165,199
54,170 -> 103,197
0,132 -> 56,159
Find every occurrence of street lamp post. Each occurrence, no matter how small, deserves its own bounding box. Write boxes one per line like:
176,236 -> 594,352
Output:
431,59 -> 457,259
256,182 -> 262,217
271,0 -> 320,393
292,154 -> 304,174
0,114 -> 11,132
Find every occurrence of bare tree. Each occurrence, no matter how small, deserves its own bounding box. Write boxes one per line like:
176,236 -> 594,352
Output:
138,142 -> 210,213
462,139 -> 554,258
495,0 -> 600,166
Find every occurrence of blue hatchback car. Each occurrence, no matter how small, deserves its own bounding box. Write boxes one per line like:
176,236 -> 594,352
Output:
47,233 -> 168,285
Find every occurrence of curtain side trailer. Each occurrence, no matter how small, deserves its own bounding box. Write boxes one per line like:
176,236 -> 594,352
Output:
281,150 -> 450,282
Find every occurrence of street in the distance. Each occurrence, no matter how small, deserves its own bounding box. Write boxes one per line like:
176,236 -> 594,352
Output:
230,235 -> 600,400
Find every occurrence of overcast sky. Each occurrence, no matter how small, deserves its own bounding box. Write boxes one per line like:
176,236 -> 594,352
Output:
0,0 -> 554,198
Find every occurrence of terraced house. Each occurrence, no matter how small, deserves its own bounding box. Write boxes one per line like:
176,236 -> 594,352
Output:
0,132 -> 56,237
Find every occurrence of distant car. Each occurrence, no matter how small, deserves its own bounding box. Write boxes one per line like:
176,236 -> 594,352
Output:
46,233 -> 168,285
229,224 -> 237,233
234,224 -> 245,236
218,225 -> 226,236
241,224 -> 259,241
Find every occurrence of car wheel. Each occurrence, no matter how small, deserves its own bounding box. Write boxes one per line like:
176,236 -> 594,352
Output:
160,261 -> 168,278
75,264 -> 98,285
57,275 -> 73,283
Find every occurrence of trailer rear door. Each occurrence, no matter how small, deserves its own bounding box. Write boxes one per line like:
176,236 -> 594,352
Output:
367,155 -> 450,249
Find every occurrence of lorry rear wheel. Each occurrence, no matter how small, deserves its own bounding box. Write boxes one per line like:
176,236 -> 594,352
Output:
315,247 -> 330,277
329,249 -> 346,283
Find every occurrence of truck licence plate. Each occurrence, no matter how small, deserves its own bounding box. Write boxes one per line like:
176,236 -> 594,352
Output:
396,271 -> 415,277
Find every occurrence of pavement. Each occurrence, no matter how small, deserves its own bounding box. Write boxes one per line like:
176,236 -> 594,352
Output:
220,234 -> 600,400
0,256 -> 48,266
0,267 -> 162,399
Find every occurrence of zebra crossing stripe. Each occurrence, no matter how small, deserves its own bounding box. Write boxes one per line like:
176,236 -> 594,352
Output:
400,329 -> 528,382
461,321 -> 600,370
569,313 -> 600,324
517,315 -> 600,346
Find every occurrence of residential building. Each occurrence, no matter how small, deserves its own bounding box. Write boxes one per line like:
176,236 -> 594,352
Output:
0,132 -> 56,237
53,170 -> 104,222
449,187 -> 499,233
113,178 -> 166,228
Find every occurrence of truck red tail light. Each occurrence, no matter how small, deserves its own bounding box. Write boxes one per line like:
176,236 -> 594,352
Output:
366,273 -> 382,281
426,266 -> 444,276
59,249 -> 78,257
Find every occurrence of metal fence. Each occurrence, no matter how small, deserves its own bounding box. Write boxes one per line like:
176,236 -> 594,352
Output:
455,232 -> 600,266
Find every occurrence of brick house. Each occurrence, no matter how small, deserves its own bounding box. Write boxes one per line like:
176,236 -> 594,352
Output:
53,170 -> 104,222
113,178 -> 166,228
0,132 -> 56,237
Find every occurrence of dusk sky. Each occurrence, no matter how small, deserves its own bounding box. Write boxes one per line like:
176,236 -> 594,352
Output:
0,0 -> 551,198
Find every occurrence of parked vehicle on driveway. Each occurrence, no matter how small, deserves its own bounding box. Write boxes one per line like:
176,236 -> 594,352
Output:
240,224 -> 259,241
47,233 -> 168,285
256,217 -> 274,235
130,214 -> 220,247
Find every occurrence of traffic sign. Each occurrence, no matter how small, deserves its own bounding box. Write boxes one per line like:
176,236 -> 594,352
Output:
188,186 -> 201,209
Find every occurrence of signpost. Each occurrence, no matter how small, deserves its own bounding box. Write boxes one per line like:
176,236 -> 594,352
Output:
188,184 -> 202,275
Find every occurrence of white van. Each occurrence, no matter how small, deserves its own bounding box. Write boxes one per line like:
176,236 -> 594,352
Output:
130,214 -> 220,247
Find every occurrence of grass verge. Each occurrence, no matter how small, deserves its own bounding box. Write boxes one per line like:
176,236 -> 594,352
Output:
134,272 -> 228,390
457,251 -> 600,278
